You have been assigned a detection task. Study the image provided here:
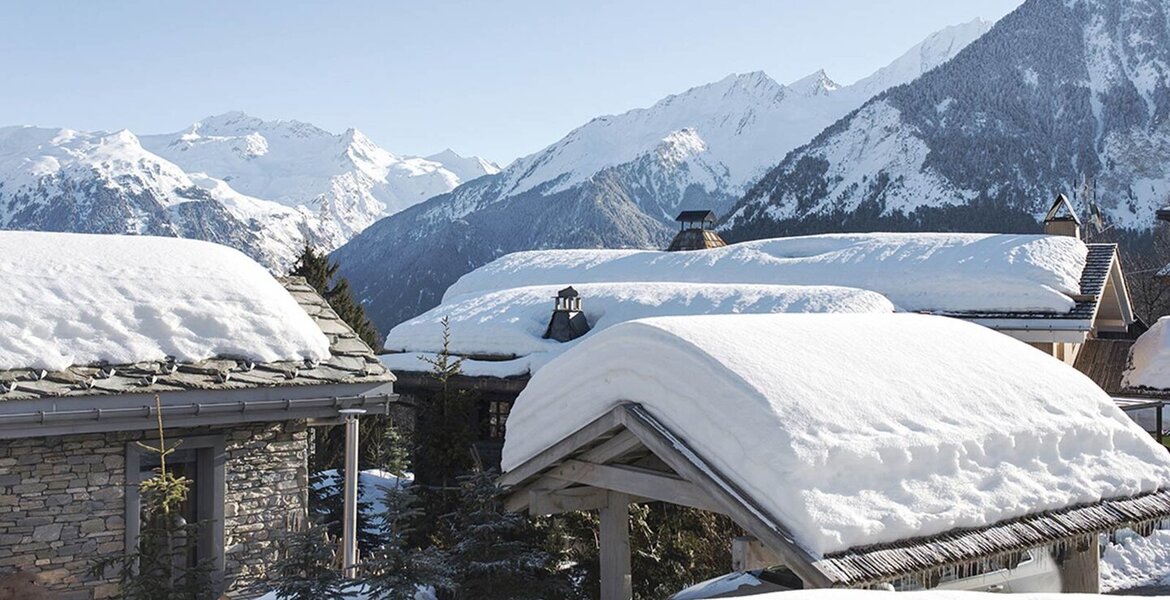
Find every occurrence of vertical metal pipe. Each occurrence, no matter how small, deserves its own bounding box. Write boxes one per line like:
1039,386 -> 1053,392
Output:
339,408 -> 365,578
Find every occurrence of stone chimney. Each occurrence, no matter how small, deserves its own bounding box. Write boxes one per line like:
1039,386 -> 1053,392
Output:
542,286 -> 591,342
1044,193 -> 1081,239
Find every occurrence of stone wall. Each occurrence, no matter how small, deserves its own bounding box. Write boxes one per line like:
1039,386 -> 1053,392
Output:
0,420 -> 308,600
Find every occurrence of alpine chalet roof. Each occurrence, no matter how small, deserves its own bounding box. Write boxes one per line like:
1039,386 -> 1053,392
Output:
0,276 -> 391,401
935,242 -> 1117,320
502,314 -> 1170,557
500,314 -> 1170,585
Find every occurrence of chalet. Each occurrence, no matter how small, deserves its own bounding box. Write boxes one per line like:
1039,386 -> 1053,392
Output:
0,232 -> 395,599
498,313 -> 1170,598
382,282 -> 895,466
383,220 -> 1137,465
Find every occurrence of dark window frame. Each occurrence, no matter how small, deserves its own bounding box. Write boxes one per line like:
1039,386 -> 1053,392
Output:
124,433 -> 226,592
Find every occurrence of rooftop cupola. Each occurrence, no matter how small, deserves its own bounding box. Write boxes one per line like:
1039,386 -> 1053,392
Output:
543,286 -> 591,342
1044,193 -> 1081,239
667,210 -> 728,251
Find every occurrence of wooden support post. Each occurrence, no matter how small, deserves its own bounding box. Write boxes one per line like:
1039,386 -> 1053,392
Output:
600,491 -> 632,600
732,536 -> 781,572
1057,536 -> 1100,593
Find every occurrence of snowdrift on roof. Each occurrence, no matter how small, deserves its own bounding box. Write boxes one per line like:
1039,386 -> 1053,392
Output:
0,231 -> 331,371
386,282 -> 894,357
1123,316 -> 1170,390
445,233 -> 1087,315
502,313 -> 1170,556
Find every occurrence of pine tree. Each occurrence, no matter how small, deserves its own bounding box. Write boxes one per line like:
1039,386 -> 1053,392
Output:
290,242 -> 379,349
365,480 -> 454,600
443,471 -> 571,600
309,469 -> 380,555
409,317 -> 479,546
270,523 -> 349,600
90,396 -> 214,600
412,317 -> 477,488
366,420 -> 411,478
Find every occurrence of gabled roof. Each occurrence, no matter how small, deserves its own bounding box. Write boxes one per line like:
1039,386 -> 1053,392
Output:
501,314 -> 1170,562
1157,206 -> 1170,223
1044,193 -> 1081,224
0,277 -> 391,402
500,402 -> 1170,588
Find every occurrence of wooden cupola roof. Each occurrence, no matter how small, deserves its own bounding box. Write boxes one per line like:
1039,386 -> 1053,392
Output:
668,210 -> 727,252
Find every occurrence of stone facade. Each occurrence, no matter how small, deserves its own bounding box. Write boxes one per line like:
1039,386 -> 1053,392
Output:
0,420 -> 309,600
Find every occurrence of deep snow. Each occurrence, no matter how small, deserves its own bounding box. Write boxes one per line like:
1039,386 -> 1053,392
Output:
0,231 -> 330,371
502,313 -> 1170,556
1123,316 -> 1170,390
444,233 -> 1087,315
381,282 -> 894,374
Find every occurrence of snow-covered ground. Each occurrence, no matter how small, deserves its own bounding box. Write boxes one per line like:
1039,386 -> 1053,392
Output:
444,233 -> 1087,315
381,282 -> 893,377
0,231 -> 330,371
1102,528 -> 1170,592
502,313 -> 1170,556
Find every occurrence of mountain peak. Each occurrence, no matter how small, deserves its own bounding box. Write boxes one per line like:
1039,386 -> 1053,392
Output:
788,69 -> 840,96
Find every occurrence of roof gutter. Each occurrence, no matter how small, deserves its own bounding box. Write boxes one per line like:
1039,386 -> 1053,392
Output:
0,382 -> 397,439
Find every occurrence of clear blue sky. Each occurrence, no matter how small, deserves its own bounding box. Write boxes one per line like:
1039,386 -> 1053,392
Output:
0,1 -> 1024,165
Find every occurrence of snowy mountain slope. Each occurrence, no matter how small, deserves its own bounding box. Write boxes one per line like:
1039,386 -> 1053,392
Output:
726,0 -> 1170,239
0,125 -> 311,267
0,114 -> 495,270
335,20 -> 992,332
140,112 -> 498,244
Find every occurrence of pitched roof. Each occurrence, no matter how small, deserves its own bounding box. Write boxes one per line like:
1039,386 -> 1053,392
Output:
0,277 -> 391,401
502,313 -> 1170,557
935,242 -> 1116,321
667,228 -> 728,251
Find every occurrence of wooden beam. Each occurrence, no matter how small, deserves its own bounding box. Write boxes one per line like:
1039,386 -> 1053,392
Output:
617,403 -> 833,588
529,487 -> 611,516
600,491 -> 632,600
546,459 -> 726,514
732,536 -> 781,571
504,428 -> 645,512
497,409 -> 623,489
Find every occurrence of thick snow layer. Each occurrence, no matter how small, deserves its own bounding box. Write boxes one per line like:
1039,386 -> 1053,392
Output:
1123,316 -> 1170,390
502,314 -> 1170,556
446,234 -> 1087,315
1101,529 -> 1170,592
0,231 -> 330,371
386,282 -> 893,360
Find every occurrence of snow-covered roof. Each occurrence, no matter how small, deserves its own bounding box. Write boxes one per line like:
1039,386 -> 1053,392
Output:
502,313 -> 1170,557
380,282 -> 894,377
444,233 -> 1088,315
1123,316 -> 1170,390
0,231 -> 331,372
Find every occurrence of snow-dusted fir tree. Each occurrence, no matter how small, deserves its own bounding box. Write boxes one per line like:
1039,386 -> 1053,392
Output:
365,480 -> 454,600
270,523 -> 348,600
444,471 -> 571,600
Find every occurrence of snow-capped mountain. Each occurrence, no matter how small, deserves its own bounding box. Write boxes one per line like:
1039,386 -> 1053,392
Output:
335,19 -> 991,332
0,114 -> 496,269
725,0 -> 1170,239
140,112 -> 499,245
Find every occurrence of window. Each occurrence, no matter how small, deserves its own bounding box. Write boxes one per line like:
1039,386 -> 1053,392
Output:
486,400 -> 512,441
125,434 -> 226,591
